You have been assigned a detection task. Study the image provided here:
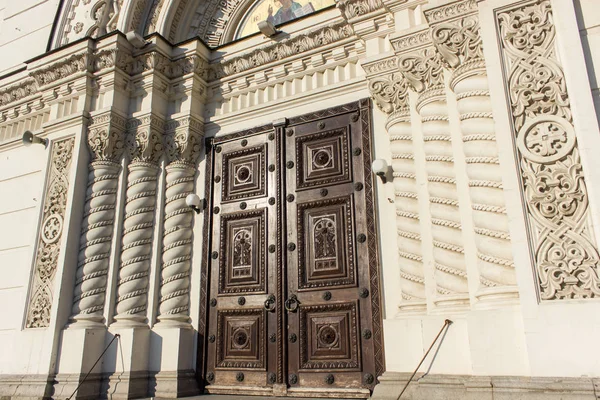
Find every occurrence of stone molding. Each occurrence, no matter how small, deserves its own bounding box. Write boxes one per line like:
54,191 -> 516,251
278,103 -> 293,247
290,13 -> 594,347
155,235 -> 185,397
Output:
336,0 -> 386,21
497,0 -> 600,300
26,137 -> 76,328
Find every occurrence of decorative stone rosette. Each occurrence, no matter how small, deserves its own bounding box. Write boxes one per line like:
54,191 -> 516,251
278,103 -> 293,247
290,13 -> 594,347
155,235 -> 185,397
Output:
71,112 -> 126,324
157,117 -> 204,324
26,137 -> 75,328
497,0 -> 600,299
113,115 -> 164,325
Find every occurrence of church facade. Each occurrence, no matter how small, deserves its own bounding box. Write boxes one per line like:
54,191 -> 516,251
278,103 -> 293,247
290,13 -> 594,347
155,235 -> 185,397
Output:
0,0 -> 599,398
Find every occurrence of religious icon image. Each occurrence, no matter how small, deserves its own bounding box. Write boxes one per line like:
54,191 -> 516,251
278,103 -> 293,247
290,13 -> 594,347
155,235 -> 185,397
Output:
236,0 -> 335,39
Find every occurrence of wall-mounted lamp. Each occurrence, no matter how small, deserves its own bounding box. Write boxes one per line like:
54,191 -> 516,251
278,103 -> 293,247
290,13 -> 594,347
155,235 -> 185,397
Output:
126,31 -> 148,49
22,131 -> 48,148
372,159 -> 390,183
186,194 -> 207,214
258,20 -> 279,37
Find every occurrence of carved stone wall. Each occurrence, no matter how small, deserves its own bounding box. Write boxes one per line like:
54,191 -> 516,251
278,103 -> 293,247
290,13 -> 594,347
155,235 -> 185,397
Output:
497,0 -> 600,300
26,137 -> 75,328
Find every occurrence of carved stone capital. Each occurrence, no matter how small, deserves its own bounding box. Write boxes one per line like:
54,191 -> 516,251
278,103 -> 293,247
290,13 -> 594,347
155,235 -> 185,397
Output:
87,111 -> 127,162
425,0 -> 484,84
397,46 -> 444,94
165,116 -> 204,165
126,115 -> 165,164
367,72 -> 410,115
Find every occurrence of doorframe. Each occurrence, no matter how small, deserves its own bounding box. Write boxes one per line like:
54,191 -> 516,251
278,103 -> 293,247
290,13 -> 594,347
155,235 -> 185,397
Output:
196,99 -> 385,394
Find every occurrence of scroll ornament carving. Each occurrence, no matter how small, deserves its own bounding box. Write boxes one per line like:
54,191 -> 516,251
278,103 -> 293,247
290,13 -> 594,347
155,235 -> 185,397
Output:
61,0 -> 122,45
430,14 -> 485,80
398,47 -> 444,94
499,0 -> 600,299
127,125 -> 164,165
0,80 -> 37,107
30,53 -> 91,87
26,138 -> 75,328
368,72 -> 409,115
165,122 -> 204,166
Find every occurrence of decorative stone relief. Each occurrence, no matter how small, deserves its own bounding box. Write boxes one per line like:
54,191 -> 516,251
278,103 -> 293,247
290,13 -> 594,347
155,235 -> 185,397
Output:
498,0 -> 600,299
426,0 -> 517,302
71,111 -> 126,324
30,53 -> 92,88
213,23 -> 353,78
157,116 -> 204,324
363,56 -> 426,311
26,138 -> 75,328
60,0 -> 122,46
396,33 -> 469,307
113,115 -> 164,325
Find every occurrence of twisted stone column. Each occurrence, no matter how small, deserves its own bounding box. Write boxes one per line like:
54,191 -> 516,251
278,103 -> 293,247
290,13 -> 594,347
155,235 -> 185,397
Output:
71,112 -> 126,325
113,117 -> 163,325
427,2 -> 517,302
366,61 -> 427,312
157,117 -> 203,325
398,42 -> 469,308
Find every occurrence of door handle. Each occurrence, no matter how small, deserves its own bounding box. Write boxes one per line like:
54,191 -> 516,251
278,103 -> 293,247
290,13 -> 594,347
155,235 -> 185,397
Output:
264,294 -> 276,312
284,294 -> 299,313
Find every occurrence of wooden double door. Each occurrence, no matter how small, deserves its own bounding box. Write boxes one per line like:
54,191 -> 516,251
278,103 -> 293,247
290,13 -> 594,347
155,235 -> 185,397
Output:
203,101 -> 383,398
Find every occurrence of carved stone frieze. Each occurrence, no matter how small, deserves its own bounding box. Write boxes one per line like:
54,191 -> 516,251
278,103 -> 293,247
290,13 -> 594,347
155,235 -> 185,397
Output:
0,80 -> 38,108
30,53 -> 92,88
213,23 -> 354,79
26,138 -> 75,328
498,0 -> 600,299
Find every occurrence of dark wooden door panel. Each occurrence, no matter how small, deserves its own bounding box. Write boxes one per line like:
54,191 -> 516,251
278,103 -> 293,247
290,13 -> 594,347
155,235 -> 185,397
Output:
203,100 -> 382,397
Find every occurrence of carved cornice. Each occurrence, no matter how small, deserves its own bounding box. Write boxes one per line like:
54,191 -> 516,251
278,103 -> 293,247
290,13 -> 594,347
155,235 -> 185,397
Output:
423,0 -> 477,24
87,111 -> 127,162
391,29 -> 430,53
165,115 -> 204,165
362,56 -> 398,77
212,22 -> 354,79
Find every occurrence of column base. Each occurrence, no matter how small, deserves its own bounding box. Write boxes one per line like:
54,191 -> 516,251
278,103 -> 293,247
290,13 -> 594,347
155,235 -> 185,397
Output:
55,326 -> 107,399
148,326 -> 199,398
102,371 -> 149,400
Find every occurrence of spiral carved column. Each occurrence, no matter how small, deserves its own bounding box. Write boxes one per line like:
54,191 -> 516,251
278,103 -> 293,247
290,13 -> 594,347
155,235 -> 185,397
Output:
71,112 -> 126,324
113,117 -> 163,325
427,3 -> 517,302
365,59 -> 427,312
157,117 -> 203,325
398,42 -> 469,308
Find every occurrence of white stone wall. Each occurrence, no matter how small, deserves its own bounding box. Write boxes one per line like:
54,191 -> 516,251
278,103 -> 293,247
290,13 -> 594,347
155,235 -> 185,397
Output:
0,0 -> 61,75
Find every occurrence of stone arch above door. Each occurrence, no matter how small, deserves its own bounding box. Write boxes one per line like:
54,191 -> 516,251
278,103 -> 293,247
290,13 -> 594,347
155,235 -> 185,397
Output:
53,0 -> 330,49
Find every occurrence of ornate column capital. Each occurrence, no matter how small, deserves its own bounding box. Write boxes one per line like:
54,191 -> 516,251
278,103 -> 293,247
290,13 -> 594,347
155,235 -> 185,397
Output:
126,114 -> 165,165
87,111 -> 127,162
362,55 -> 410,120
393,29 -> 445,107
165,116 -> 204,166
424,0 -> 484,87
